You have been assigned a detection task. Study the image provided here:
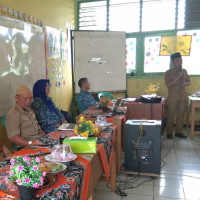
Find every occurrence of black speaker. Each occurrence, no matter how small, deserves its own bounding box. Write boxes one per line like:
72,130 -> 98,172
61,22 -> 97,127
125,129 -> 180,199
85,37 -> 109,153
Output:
124,120 -> 161,175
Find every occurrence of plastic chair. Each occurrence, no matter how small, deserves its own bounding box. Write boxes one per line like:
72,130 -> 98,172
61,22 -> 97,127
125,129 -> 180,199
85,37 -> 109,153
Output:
1,116 -> 17,150
75,95 -> 85,114
1,116 -> 5,127
98,92 -> 114,101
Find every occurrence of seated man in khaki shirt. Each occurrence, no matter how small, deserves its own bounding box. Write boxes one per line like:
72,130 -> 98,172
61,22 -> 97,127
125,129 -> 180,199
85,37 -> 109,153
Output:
5,85 -> 45,147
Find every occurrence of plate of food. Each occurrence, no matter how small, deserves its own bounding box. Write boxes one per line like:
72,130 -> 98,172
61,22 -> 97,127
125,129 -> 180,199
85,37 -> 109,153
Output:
44,154 -> 77,163
39,162 -> 67,174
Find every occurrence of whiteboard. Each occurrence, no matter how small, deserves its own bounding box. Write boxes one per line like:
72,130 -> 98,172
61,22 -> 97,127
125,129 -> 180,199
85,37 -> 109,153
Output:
0,16 -> 46,117
74,31 -> 126,93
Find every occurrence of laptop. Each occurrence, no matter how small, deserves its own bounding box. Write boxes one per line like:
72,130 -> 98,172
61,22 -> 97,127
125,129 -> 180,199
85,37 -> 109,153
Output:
113,97 -> 122,112
91,98 -> 122,118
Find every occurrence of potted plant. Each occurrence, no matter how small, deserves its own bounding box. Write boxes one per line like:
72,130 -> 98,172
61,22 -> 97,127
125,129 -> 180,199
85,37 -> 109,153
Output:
99,96 -> 114,111
128,69 -> 135,76
74,116 -> 99,137
5,156 -> 46,200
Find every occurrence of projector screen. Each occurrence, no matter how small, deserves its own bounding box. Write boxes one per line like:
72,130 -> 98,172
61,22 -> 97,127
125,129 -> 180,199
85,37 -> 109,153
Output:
0,16 -> 46,117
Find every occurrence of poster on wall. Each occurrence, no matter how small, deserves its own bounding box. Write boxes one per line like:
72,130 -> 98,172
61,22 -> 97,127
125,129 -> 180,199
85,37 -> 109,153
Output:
46,26 -> 61,58
160,35 -> 192,56
61,30 -> 67,61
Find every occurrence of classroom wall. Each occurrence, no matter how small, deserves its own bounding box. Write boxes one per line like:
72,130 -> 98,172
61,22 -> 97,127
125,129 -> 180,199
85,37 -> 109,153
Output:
0,0 -> 75,111
127,76 -> 200,123
127,76 -> 199,98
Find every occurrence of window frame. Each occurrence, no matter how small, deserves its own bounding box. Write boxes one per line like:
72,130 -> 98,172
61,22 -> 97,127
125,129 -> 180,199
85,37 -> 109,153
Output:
76,0 -> 200,78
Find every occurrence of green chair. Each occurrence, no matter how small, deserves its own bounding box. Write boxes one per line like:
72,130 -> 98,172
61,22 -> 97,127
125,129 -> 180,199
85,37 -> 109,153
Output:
1,116 -> 17,151
98,92 -> 114,101
75,95 -> 85,114
1,116 -> 5,127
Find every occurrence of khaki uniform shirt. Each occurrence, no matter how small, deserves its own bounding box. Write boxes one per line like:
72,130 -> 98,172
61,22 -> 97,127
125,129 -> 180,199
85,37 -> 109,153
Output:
165,68 -> 190,101
5,103 -> 42,141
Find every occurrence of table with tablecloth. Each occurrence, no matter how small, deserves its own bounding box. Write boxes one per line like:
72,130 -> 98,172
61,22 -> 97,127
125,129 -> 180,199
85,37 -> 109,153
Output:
0,127 -> 116,200
76,106 -> 126,175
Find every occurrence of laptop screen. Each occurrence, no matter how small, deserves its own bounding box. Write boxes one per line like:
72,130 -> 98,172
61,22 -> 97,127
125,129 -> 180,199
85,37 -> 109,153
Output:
113,98 -> 122,111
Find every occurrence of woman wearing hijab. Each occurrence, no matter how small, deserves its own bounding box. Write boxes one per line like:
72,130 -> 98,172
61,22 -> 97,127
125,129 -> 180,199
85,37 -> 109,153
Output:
31,79 -> 67,133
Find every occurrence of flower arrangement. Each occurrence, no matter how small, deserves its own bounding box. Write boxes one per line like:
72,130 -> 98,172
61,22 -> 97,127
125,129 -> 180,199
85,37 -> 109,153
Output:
99,97 -> 114,108
74,116 -> 99,137
145,83 -> 159,94
6,156 -> 46,188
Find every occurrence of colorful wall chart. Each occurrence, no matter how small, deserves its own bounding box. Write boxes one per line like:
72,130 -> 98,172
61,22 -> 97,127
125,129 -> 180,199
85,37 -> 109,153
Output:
160,35 -> 192,56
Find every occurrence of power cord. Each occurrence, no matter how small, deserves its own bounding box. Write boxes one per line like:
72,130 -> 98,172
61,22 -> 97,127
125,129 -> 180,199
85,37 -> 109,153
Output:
160,136 -> 175,168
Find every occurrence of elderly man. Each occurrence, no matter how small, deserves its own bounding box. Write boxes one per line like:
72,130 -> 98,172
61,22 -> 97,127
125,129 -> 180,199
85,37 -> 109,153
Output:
77,78 -> 99,111
5,85 -> 45,147
165,52 -> 190,139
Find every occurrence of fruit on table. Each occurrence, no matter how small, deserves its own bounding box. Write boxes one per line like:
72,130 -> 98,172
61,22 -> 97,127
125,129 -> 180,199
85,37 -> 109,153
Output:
39,162 -> 63,172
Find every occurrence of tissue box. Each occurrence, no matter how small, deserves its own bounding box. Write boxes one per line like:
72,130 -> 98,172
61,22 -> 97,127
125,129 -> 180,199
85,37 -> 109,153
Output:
63,137 -> 97,153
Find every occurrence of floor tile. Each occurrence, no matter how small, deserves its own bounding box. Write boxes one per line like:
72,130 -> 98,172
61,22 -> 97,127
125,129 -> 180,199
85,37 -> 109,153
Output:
154,177 -> 183,188
154,197 -> 184,200
94,127 -> 200,200
124,184 -> 153,196
159,173 -> 181,180
96,181 -> 112,191
154,186 -> 185,199
93,190 -> 117,200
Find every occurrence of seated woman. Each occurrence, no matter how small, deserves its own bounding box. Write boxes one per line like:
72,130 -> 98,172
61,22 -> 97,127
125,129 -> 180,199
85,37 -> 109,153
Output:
31,79 -> 67,133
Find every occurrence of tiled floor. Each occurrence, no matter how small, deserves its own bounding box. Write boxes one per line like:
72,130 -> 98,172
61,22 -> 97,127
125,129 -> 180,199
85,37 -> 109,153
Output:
93,128 -> 200,200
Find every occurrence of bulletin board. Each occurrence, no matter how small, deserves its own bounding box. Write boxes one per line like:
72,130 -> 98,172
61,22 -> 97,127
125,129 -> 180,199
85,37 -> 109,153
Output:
73,31 -> 126,94
0,16 -> 46,117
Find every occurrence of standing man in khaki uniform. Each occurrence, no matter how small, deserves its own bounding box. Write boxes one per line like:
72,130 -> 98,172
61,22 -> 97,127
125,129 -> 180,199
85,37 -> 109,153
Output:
165,52 -> 190,139
5,85 -> 45,147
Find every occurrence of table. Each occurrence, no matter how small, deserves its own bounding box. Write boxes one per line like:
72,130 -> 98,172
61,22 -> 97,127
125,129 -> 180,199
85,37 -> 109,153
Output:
121,100 -> 164,120
188,96 -> 200,139
76,107 -> 126,175
0,128 -> 117,200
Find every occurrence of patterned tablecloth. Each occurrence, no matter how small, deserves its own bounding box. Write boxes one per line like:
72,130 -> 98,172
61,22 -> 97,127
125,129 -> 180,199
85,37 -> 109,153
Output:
0,127 -> 116,200
81,106 -> 126,122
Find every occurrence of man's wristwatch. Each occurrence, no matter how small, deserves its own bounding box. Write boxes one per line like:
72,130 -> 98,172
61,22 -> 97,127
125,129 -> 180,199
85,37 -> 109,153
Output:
28,141 -> 32,145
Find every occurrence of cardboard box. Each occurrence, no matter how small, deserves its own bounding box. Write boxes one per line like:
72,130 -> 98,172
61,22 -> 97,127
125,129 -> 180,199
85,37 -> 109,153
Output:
63,137 -> 97,153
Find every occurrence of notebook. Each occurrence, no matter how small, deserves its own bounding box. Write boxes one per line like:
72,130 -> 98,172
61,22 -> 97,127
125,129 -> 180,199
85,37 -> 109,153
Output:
57,123 -> 76,131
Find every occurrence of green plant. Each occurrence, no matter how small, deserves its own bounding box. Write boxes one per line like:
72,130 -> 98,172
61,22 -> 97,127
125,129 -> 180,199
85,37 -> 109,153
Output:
6,156 -> 46,188
128,69 -> 135,76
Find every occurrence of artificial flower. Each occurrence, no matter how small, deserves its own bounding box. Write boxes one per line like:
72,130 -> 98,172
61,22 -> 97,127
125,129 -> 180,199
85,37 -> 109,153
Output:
145,83 -> 159,94
99,96 -> 114,108
8,156 -> 46,188
74,116 -> 99,137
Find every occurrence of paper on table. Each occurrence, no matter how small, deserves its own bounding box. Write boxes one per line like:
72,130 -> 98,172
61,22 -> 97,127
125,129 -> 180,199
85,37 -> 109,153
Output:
122,98 -> 136,102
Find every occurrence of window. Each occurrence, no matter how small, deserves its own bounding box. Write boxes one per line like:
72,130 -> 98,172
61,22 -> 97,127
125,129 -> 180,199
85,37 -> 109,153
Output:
142,0 -> 176,32
177,29 -> 200,75
177,0 -> 186,29
109,0 -> 140,32
126,38 -> 136,73
79,1 -> 107,30
144,36 -> 170,73
77,0 -> 200,76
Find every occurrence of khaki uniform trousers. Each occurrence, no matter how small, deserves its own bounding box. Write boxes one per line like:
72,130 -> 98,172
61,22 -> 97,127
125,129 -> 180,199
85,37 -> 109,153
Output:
166,99 -> 188,135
